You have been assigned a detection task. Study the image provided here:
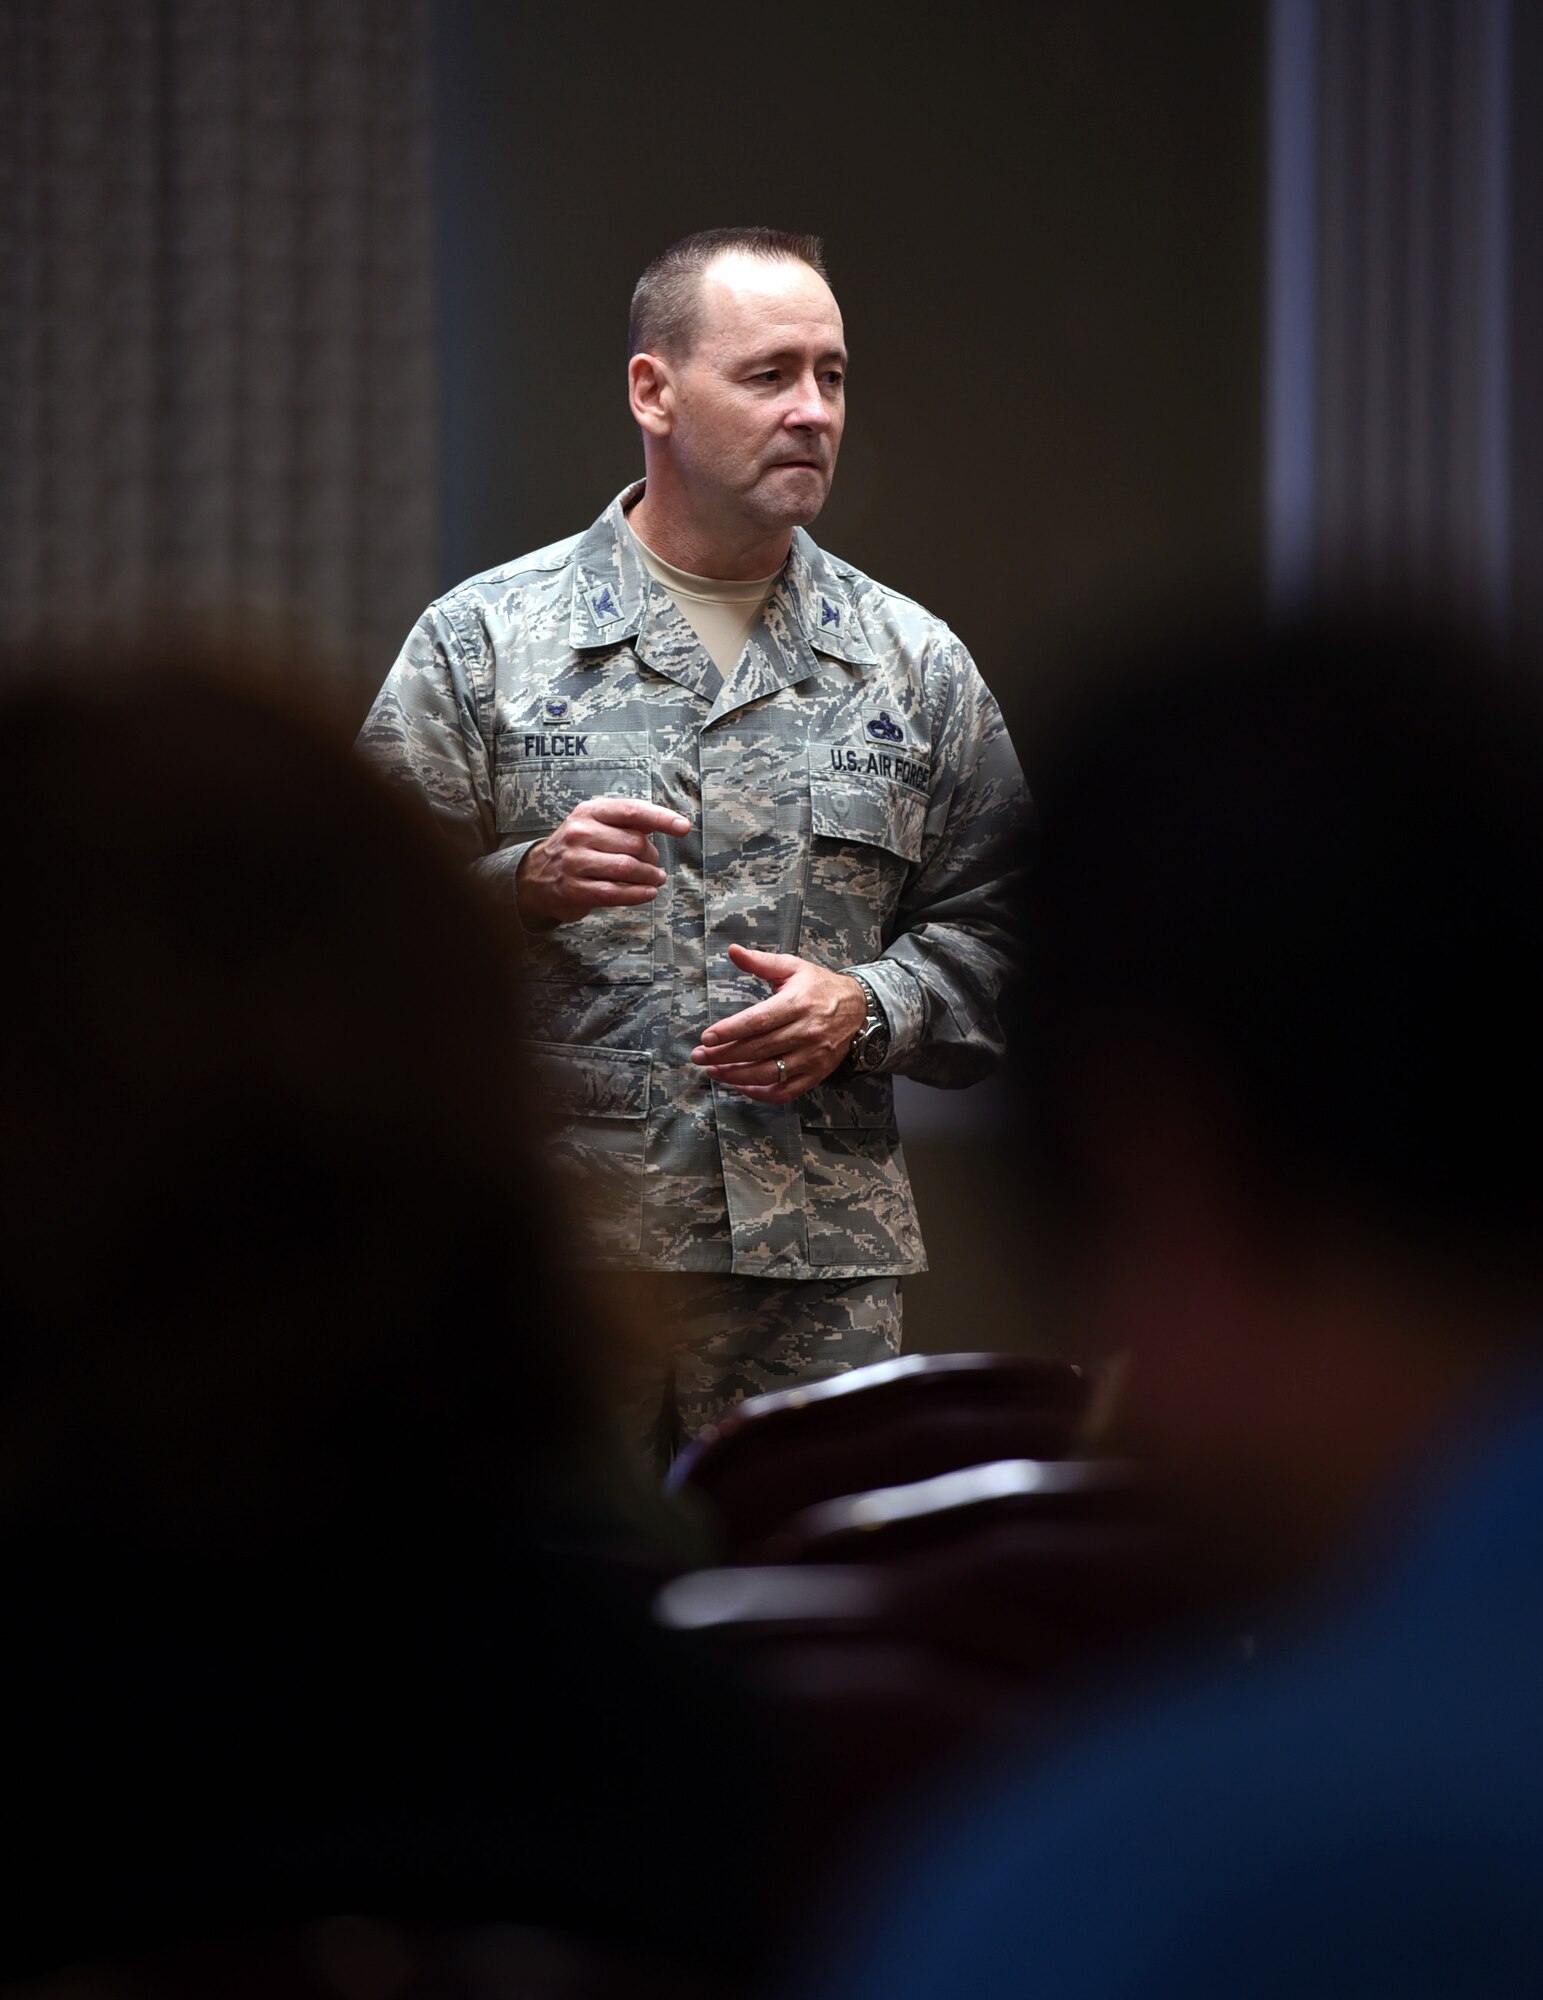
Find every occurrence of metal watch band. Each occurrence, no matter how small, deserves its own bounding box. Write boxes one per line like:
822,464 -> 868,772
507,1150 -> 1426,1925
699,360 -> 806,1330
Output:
846,974 -> 889,1073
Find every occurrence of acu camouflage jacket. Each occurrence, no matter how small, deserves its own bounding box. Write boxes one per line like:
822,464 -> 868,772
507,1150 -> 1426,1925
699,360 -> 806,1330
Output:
360,486 -> 1027,1278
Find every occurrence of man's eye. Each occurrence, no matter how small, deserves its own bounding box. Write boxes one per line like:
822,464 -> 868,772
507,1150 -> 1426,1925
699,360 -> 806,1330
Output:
754,370 -> 782,384
823,371 -> 845,388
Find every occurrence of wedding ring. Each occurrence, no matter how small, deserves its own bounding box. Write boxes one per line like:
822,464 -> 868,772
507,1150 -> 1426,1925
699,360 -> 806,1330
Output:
775,1057 -> 787,1082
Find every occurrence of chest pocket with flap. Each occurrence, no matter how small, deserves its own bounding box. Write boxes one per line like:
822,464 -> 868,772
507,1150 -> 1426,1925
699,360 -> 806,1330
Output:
497,730 -> 655,985
802,744 -> 929,966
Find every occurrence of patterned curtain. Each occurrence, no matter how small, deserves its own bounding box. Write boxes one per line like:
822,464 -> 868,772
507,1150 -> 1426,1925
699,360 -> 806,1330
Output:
1,0 -> 438,701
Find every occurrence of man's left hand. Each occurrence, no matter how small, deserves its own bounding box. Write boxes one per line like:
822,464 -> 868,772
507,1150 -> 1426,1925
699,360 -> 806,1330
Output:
690,944 -> 868,1102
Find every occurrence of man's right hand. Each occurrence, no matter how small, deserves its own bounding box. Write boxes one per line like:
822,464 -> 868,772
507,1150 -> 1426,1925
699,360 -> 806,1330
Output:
515,797 -> 692,931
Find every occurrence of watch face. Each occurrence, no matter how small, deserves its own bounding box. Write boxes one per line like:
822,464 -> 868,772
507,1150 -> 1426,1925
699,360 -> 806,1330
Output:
854,1021 -> 888,1070
849,980 -> 887,1071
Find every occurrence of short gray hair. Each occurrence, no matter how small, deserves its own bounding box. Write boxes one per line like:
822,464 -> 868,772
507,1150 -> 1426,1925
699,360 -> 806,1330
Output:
628,226 -> 829,361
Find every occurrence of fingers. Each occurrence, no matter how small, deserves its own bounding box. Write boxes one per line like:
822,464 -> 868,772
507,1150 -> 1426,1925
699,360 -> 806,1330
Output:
703,1057 -> 813,1102
702,944 -> 809,1044
698,995 -> 796,1051
727,942 -> 802,976
572,797 -> 689,877
588,798 -> 692,836
708,1052 -> 844,1101
520,795 -> 691,927
577,849 -> 666,888
572,881 -> 661,906
588,830 -> 661,866
691,1027 -> 792,1067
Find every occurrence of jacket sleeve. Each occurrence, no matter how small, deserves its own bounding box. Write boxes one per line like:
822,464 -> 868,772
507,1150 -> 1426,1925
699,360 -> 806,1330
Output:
356,602 -> 534,907
846,637 -> 1028,1087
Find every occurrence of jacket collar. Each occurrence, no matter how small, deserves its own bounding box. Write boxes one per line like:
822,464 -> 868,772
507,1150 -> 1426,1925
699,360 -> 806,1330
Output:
567,484 -> 877,674
780,525 -> 877,671
567,485 -> 650,650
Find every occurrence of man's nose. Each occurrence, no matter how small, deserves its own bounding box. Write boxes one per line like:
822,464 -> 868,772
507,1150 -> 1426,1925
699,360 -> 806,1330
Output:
785,373 -> 833,430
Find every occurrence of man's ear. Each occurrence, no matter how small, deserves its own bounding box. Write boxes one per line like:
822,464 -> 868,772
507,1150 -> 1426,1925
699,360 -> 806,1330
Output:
628,352 -> 675,437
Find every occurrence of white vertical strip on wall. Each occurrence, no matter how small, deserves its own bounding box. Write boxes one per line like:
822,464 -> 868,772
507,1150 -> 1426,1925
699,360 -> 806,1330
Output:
1266,0 -> 1319,612
1478,0 -> 1512,630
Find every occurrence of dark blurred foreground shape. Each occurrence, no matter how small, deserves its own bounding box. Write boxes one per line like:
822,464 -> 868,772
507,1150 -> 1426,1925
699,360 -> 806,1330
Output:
25,622 -> 1543,1998
0,648 -> 1239,2000
795,611 -> 1543,1998
0,650 -> 771,1994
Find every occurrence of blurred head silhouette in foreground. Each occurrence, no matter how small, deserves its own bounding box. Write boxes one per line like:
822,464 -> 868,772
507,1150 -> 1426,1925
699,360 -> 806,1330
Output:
0,652 -> 599,1544
821,613 -> 1543,2000
1017,614 -> 1543,1575
0,650 -> 760,1986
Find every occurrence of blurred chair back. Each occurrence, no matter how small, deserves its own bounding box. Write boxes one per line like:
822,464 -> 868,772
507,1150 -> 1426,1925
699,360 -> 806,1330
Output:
760,1457 -> 1142,1564
666,1352 -> 1088,1556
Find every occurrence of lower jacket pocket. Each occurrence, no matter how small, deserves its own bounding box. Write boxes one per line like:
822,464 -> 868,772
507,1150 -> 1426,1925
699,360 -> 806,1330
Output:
527,1040 -> 650,1256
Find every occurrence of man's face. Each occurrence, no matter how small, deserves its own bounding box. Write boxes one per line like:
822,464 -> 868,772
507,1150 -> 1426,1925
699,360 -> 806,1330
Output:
662,252 -> 847,537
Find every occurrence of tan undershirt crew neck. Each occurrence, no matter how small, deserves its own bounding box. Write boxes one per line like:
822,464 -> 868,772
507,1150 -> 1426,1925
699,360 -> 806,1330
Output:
629,523 -> 782,679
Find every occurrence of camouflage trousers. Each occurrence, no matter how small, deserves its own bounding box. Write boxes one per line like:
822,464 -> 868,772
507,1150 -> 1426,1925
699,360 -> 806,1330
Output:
612,1273 -> 903,1476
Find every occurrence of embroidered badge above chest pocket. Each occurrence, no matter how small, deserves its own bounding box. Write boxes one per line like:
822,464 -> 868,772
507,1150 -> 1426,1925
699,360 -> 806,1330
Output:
808,744 -> 928,863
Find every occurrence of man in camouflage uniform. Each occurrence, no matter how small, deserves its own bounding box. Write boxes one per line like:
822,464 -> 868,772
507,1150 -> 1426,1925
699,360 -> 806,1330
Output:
360,227 -> 1027,1466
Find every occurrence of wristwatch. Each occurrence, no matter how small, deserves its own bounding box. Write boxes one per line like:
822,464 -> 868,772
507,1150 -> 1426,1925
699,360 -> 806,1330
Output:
844,974 -> 890,1073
